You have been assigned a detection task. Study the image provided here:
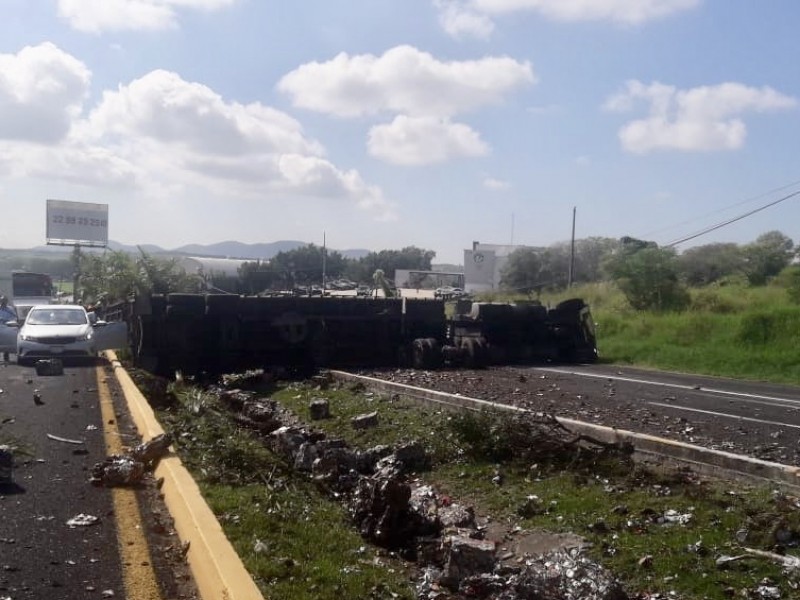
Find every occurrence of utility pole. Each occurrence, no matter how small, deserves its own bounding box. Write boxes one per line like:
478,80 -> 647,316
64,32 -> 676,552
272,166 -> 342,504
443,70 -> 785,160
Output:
322,231 -> 327,293
567,207 -> 576,288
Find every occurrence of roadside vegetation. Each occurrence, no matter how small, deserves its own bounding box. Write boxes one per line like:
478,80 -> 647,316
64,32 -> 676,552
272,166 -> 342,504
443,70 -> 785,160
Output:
530,280 -> 800,385
144,374 -> 800,600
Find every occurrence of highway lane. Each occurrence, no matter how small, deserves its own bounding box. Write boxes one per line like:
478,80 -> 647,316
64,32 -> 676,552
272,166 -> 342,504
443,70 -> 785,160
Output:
366,363 -> 800,465
0,358 -> 187,600
526,363 -> 800,463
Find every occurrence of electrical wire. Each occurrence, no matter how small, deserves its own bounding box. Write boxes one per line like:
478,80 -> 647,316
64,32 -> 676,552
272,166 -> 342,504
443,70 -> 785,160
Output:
643,178 -> 800,240
664,189 -> 800,248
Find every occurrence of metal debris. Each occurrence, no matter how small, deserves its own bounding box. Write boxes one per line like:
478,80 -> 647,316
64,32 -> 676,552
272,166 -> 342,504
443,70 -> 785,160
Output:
66,514 -> 99,527
47,433 -> 83,445
91,433 -> 172,487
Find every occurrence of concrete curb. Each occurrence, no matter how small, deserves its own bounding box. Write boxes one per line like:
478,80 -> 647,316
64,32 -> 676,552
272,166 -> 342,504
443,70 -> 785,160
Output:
331,370 -> 800,491
105,352 -> 266,600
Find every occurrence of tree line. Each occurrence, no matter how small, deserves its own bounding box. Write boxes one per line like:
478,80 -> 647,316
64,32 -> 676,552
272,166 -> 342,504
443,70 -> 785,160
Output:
500,230 -> 800,311
8,230 -> 798,313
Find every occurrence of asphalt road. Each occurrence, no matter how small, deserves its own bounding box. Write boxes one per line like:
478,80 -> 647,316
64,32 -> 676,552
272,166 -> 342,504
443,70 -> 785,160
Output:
365,362 -> 800,466
0,358 -> 192,600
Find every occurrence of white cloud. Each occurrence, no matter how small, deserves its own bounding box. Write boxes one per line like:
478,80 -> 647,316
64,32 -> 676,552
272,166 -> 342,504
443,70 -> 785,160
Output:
0,46 -> 394,219
437,0 -> 700,38
57,0 -> 237,33
368,116 -> 489,165
605,80 -> 797,153
483,176 -> 511,190
279,45 -> 531,167
0,43 -> 90,143
87,70 -> 323,157
278,45 -> 534,119
435,0 -> 495,39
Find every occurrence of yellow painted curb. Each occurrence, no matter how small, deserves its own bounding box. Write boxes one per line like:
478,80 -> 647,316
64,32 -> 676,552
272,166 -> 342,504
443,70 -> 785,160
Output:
104,351 -> 266,600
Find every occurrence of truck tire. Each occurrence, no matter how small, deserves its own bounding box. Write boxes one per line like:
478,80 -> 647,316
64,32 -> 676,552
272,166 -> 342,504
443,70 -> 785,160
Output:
461,337 -> 488,369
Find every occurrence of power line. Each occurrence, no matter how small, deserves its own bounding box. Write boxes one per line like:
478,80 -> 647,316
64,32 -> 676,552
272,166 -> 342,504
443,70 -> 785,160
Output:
664,189 -> 800,248
643,178 -> 800,240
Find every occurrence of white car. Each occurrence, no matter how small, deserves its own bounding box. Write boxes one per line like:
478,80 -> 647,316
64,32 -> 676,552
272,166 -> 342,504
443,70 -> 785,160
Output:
6,304 -> 127,365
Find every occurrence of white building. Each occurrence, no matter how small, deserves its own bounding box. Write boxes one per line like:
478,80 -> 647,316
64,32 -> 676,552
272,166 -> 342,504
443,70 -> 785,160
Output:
463,242 -> 524,293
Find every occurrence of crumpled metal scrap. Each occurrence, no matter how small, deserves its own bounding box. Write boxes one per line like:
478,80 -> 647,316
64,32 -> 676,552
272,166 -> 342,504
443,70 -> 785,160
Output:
91,433 -> 172,487
508,550 -> 628,600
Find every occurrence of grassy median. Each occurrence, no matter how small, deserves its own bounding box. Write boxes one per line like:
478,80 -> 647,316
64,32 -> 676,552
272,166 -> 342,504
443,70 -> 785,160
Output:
143,374 -> 800,600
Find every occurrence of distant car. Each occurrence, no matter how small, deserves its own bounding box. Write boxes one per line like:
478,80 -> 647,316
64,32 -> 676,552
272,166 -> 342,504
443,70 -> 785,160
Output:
16,304 -> 128,365
434,286 -> 466,300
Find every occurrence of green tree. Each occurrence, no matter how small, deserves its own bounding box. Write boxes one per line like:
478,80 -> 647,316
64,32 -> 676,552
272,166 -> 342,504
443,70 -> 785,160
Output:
78,248 -> 200,304
605,240 -> 690,311
677,243 -> 744,286
500,247 -> 544,296
269,244 -> 348,288
346,246 -> 435,283
741,230 -> 795,285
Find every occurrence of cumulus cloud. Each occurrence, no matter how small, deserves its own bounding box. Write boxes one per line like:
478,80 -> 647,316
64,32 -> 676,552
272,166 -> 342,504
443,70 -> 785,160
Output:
368,116 -> 489,166
278,45 -> 534,118
57,0 -> 237,33
604,80 -> 797,153
279,45 -> 531,166
436,0 -> 700,38
435,0 -> 495,39
87,70 -> 323,157
0,43 -> 90,143
0,45 -> 394,219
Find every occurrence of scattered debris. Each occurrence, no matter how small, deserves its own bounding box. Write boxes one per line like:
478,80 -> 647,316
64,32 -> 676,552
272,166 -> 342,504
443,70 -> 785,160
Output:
309,398 -> 330,420
66,514 -> 99,527
716,547 -> 800,571
352,411 -> 379,430
91,433 -> 173,486
47,433 -> 83,445
35,359 -> 63,376
0,446 -> 13,483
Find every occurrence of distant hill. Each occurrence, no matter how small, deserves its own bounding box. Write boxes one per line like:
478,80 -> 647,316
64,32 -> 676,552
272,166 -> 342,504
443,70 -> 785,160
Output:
22,240 -> 372,261
172,240 -> 308,259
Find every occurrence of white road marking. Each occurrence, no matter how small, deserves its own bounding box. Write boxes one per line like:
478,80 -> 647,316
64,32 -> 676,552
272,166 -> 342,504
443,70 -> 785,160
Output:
537,367 -> 800,407
647,401 -> 800,430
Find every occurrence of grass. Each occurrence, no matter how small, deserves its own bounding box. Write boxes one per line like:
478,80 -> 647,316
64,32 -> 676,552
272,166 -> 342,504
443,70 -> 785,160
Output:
146,374 -> 800,600
529,282 -> 800,385
152,382 -> 416,600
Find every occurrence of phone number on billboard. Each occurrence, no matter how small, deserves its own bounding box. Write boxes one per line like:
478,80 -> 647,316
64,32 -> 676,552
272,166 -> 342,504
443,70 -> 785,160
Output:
51,216 -> 107,227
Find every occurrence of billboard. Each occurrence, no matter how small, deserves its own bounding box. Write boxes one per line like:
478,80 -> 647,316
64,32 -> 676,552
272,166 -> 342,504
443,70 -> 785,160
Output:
46,200 -> 108,247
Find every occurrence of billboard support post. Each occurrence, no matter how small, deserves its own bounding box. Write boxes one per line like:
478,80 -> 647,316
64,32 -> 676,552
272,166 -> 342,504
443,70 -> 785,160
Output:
72,245 -> 81,304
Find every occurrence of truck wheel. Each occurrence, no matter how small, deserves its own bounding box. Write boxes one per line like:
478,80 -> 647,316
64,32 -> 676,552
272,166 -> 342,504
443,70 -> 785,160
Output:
412,338 -> 428,369
462,338 -> 487,369
423,338 -> 443,369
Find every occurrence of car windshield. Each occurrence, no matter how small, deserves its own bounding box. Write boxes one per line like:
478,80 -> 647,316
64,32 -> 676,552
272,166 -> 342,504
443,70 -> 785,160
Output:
27,308 -> 88,326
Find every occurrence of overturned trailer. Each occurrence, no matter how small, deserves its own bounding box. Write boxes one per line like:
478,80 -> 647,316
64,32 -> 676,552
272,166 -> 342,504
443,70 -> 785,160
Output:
115,294 -> 596,376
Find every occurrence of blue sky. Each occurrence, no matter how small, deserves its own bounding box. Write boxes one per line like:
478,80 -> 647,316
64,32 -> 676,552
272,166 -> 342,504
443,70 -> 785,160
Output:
1,0 -> 799,264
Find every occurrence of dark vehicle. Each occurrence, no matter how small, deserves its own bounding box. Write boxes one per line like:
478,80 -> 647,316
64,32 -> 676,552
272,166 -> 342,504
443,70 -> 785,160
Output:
110,294 -> 597,377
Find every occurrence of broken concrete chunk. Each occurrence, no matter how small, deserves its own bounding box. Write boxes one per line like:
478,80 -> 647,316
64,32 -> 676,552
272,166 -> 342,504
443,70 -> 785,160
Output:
270,426 -> 310,459
309,398 -> 330,420
442,535 -> 497,589
35,359 -> 63,376
91,456 -> 146,487
131,433 -> 172,466
294,442 -> 319,472
0,446 -> 13,484
438,503 -> 476,530
352,411 -> 379,430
